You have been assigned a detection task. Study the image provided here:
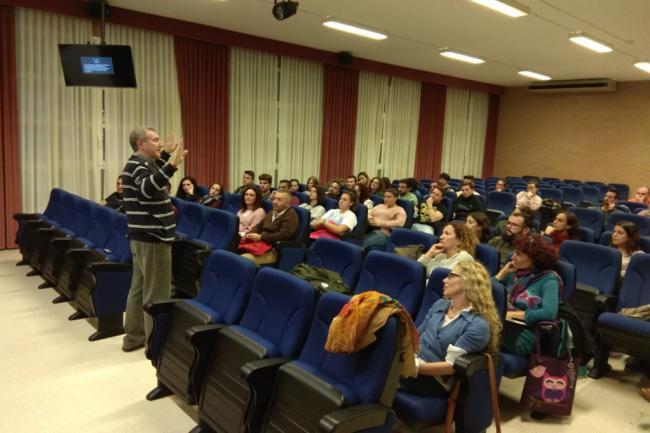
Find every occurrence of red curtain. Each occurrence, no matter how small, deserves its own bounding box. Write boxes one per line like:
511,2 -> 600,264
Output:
174,37 -> 230,189
482,94 -> 500,178
0,5 -> 20,250
319,65 -> 359,183
413,83 -> 446,181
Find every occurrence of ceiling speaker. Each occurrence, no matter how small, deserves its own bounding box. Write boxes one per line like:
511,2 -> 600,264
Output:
337,51 -> 353,66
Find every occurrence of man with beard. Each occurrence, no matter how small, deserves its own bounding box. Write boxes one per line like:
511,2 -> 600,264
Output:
488,207 -> 533,266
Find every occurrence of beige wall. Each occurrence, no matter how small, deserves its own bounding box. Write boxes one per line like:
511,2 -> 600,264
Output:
494,81 -> 650,199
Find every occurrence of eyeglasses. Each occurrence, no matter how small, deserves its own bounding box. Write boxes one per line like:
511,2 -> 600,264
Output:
506,221 -> 523,228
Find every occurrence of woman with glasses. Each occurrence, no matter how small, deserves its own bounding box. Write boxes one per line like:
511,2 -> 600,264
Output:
494,234 -> 561,355
400,260 -> 502,396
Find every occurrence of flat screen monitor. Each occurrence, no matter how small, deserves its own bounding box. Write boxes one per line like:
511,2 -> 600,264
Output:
59,44 -> 137,88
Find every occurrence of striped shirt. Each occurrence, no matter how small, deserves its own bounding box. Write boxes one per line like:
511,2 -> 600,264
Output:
122,152 -> 177,243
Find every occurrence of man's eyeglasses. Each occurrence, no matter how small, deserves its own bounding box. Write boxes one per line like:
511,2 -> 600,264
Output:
506,221 -> 523,228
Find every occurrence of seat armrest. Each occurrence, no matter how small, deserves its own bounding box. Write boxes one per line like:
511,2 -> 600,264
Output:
318,404 -> 388,433
241,357 -> 290,381
13,213 -> 41,221
185,323 -> 227,346
340,233 -> 365,242
87,261 -> 132,274
453,353 -> 493,377
241,357 -> 291,433
178,238 -> 211,251
37,228 -> 65,239
276,240 -> 306,250
595,294 -> 618,313
51,237 -> 84,248
144,300 -> 178,317
195,248 -> 213,261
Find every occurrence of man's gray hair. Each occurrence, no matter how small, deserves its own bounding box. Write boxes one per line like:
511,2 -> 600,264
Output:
129,127 -> 156,151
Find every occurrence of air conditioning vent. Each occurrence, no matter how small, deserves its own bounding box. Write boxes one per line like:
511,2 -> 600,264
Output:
529,78 -> 617,93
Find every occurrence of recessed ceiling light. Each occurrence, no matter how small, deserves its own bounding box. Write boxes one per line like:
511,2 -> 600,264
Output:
439,49 -> 485,64
322,18 -> 387,40
518,69 -> 551,81
569,32 -> 613,53
634,61 -> 650,73
469,0 -> 529,18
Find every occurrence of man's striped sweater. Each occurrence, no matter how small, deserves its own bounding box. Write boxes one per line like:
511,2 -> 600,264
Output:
121,152 -> 177,243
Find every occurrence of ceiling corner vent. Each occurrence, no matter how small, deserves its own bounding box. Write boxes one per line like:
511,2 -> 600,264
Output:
529,78 -> 617,93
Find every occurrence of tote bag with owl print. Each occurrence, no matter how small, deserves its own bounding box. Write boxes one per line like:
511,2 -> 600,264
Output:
520,321 -> 579,416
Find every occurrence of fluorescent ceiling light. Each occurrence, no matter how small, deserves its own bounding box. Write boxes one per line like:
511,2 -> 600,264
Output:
439,49 -> 485,64
469,0 -> 529,17
569,32 -> 613,53
518,69 -> 551,81
634,61 -> 650,73
322,18 -> 387,40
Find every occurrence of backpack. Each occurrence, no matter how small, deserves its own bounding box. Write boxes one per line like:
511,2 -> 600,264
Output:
290,263 -> 351,295
556,302 -> 596,364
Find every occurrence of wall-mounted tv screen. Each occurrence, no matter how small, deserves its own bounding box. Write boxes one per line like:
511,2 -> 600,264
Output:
59,44 -> 137,88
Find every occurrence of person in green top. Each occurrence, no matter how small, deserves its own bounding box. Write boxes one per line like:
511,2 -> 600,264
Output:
493,234 -> 562,355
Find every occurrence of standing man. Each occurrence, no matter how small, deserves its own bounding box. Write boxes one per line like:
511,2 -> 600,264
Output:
121,127 -> 187,352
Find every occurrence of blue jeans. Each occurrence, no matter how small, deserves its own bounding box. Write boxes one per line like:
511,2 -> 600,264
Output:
362,230 -> 389,250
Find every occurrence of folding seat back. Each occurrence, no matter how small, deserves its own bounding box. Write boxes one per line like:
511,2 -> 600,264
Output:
475,188 -> 486,197
307,238 -> 363,288
396,198 -> 414,229
175,201 -> 207,239
192,268 -> 316,433
445,190 -> 456,201
615,254 -> 650,310
442,196 -> 454,221
386,228 -> 437,254
539,187 -> 564,204
555,260 -> 576,302
292,191 -> 309,204
259,292 -> 401,433
79,204 -> 114,249
41,188 -> 67,224
324,197 -> 338,211
579,186 -> 601,204
196,185 -> 209,197
415,268 -> 449,323
221,192 -> 241,214
355,251 -> 424,316
350,203 -> 368,236
194,208 -> 239,250
146,251 -> 257,403
579,226 -> 595,243
102,213 -> 132,262
618,201 -> 648,213
475,243 -> 499,276
486,191 -> 516,216
641,236 -> 650,253
370,195 -> 384,206
569,206 -> 605,238
605,212 -> 650,236
559,240 -> 621,295
262,199 -> 272,213
170,196 -> 185,220
564,179 -> 582,185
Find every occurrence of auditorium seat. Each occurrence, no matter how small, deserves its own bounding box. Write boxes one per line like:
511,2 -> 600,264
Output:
609,183 -> 629,201
174,200 -> 207,240
559,186 -> 583,207
475,243 -> 499,276
539,187 -> 564,204
569,207 -> 606,239
486,191 -> 516,222
306,238 -> 363,288
220,192 -> 241,214
617,201 -> 648,213
274,205 -> 311,272
385,228 -> 437,254
253,292 -> 402,433
145,250 -> 256,404
579,186 -> 601,205
354,250 -> 425,317
396,198 -> 415,229
187,268 -> 316,433
590,254 -> 650,379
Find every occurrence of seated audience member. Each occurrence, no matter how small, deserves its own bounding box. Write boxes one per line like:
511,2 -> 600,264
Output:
598,188 -> 620,216
493,178 -> 507,192
354,183 -> 374,209
362,188 -> 407,250
629,186 -> 650,206
466,211 -> 491,243
610,221 -> 643,278
357,171 -> 370,188
237,186 -> 266,237
413,186 -> 448,235
240,191 -> 298,265
369,177 -> 383,196
456,175 -> 480,197
418,222 -> 476,279
493,235 -> 561,355
400,260 -> 501,397
515,180 -> 542,211
311,191 -> 358,240
452,180 -> 484,220
176,176 -> 200,202
306,176 -> 320,190
438,172 -> 454,193
543,211 -> 579,252
398,178 -> 419,212
380,177 -> 392,191
199,183 -> 224,208
278,179 -> 299,206
326,180 -> 342,200
101,175 -> 124,212
290,178 -> 301,193
234,170 -> 255,194
345,175 -> 357,192
488,207 -> 534,266
300,186 -> 327,227
258,173 -> 273,200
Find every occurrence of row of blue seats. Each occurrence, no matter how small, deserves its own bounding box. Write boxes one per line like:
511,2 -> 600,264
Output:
13,188 -> 133,340
146,246 -> 507,433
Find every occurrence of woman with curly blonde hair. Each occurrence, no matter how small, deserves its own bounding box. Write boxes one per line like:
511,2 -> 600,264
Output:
418,221 -> 478,279
401,260 -> 501,396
